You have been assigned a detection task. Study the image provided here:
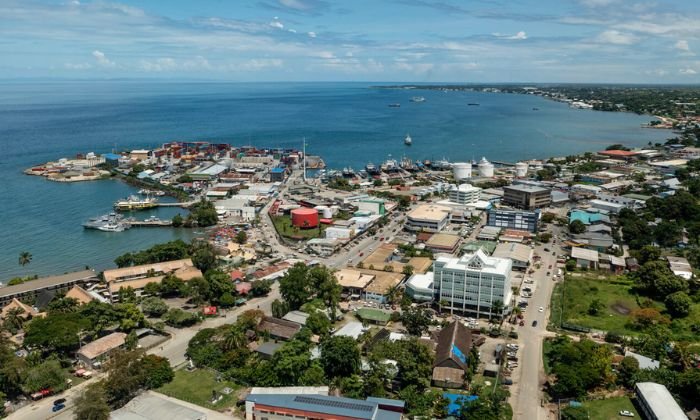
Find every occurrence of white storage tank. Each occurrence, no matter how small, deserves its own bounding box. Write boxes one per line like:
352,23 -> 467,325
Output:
478,157 -> 494,177
315,205 -> 333,219
515,162 -> 529,177
452,162 -> 472,180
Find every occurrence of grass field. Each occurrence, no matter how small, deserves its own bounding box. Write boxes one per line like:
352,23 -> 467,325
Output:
550,274 -> 700,341
550,275 -> 640,334
271,215 -> 326,240
157,369 -> 239,410
582,396 -> 639,419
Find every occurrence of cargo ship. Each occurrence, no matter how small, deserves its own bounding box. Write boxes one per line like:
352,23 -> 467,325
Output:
114,195 -> 158,211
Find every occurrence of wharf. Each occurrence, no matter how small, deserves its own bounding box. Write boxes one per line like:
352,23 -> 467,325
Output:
125,220 -> 173,227
156,202 -> 195,208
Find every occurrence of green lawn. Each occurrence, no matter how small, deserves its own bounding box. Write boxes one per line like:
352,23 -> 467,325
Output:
550,274 -> 700,341
550,275 -> 641,335
582,396 -> 639,419
157,369 -> 239,410
271,215 -> 326,240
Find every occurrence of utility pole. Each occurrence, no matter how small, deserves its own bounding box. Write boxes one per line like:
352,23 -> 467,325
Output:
302,137 -> 307,183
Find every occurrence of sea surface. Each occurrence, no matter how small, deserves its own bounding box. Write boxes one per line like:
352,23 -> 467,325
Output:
0,81 -> 671,281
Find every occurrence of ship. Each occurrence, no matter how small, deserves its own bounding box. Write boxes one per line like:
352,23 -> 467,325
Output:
342,167 -> 356,178
138,188 -> 165,196
365,162 -> 380,175
381,156 -> 399,172
400,156 -> 417,171
467,103 -> 480,106
404,134 -> 412,146
410,96 -> 426,103
431,158 -> 451,171
114,195 -> 159,211
83,213 -> 130,232
388,103 -> 401,108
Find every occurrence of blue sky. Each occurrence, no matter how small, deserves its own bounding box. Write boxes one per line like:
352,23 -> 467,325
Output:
1,0 -> 699,83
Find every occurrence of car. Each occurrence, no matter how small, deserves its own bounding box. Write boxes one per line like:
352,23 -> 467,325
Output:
538,306 -> 544,312
544,247 -> 550,252
532,320 -> 538,327
619,410 -> 635,417
52,403 -> 65,412
53,398 -> 66,405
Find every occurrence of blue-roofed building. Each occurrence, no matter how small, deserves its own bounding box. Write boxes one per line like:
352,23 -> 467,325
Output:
432,321 -> 473,388
270,167 -> 286,182
569,209 -> 610,225
244,393 -> 404,420
103,153 -> 122,165
443,393 -> 478,416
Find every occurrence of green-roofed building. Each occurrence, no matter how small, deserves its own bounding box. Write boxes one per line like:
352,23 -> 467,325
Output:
356,308 -> 392,325
461,240 -> 497,255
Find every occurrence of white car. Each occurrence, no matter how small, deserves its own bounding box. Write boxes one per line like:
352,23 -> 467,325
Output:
538,306 -> 544,312
619,410 -> 635,417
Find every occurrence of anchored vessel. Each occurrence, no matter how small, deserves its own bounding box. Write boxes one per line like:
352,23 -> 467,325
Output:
83,213 -> 130,232
114,195 -> 159,211
404,134 -> 412,146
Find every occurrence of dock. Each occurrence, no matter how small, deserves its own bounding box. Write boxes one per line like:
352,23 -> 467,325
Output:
125,220 -> 173,227
156,201 -> 195,208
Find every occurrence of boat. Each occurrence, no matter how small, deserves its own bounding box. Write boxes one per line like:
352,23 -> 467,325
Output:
431,158 -> 451,170
532,107 -> 539,111
139,188 -> 165,196
388,103 -> 401,108
404,134 -> 412,146
114,195 -> 159,211
400,156 -> 417,171
83,213 -> 130,232
467,103 -> 480,106
365,162 -> 380,175
381,156 -> 399,172
342,167 -> 356,178
410,96 -> 426,103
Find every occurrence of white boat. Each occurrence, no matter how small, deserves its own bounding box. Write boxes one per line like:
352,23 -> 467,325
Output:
404,134 -> 412,146
96,222 -> 127,232
410,96 -> 426,103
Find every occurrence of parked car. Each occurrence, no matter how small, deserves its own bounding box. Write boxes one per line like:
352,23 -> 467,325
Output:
532,320 -> 538,327
52,403 -> 65,412
53,398 -> 66,406
619,410 -> 635,417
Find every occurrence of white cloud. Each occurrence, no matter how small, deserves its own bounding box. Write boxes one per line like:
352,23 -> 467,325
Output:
675,40 -> 690,51
594,30 -> 639,45
307,31 -> 317,38
578,0 -> 618,7
64,62 -> 91,70
269,18 -> 284,29
288,28 -> 297,33
493,31 -> 527,40
679,68 -> 697,75
238,58 -> 283,70
91,50 -> 115,67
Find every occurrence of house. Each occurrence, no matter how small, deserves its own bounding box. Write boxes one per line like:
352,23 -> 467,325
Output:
255,341 -> 284,360
282,310 -> 310,326
492,242 -> 533,270
257,316 -> 301,341
432,321 -> 473,387
571,247 -> 599,269
0,269 -> 96,306
332,321 -> 367,340
335,269 -> 375,299
667,256 -> 693,280
0,298 -> 40,321
244,394 -> 404,420
624,350 -> 660,370
65,285 -> 107,305
103,259 -> 202,302
77,332 -> 127,369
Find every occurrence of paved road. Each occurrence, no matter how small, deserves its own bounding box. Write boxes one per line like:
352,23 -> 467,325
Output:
511,226 -> 564,420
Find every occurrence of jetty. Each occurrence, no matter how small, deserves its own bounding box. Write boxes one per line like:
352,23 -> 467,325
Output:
157,201 -> 195,208
124,219 -> 173,227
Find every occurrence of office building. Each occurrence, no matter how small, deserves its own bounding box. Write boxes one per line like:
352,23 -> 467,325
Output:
433,250 -> 512,318
448,184 -> 481,205
405,204 -> 451,232
503,184 -> 551,209
487,208 -> 540,233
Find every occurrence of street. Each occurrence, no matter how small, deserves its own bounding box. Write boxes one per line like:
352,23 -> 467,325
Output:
511,226 -> 563,420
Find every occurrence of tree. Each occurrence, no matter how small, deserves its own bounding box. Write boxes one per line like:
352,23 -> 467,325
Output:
306,312 -> 332,336
117,286 -> 137,303
187,277 -> 210,305
279,263 -> 312,310
114,303 -> 146,331
2,307 -> 26,333
568,220 -> 586,234
588,299 -> 604,316
541,212 -> 556,223
125,330 -> 138,350
18,251 -> 32,267
402,264 -> 414,277
74,383 -> 110,420
191,240 -> 217,273
141,297 -> 169,317
22,359 -> 66,394
565,259 -> 577,272
617,356 -> 639,388
47,297 -> 80,314
320,336 -> 360,379
665,291 -> 692,318
171,213 -> 184,227
160,274 -> 186,297
139,354 -> 174,388
23,312 -> 89,355
250,280 -> 272,297
634,245 -> 661,265
272,299 -> 290,319
491,299 -> 504,320
235,230 -> 248,244
163,308 -> 200,327
401,307 -> 432,336
219,292 -> 236,307
311,266 -> 341,321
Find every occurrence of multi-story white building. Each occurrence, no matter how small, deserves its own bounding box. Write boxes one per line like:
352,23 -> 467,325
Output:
448,184 -> 482,205
433,250 -> 512,318
405,204 -> 451,232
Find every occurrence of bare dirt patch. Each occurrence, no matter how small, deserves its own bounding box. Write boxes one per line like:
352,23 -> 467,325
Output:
611,301 -> 631,315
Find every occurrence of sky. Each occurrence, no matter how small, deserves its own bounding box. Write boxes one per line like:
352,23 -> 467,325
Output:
1,0 -> 700,83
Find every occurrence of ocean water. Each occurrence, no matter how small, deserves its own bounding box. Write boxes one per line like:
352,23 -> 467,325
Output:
0,81 -> 670,281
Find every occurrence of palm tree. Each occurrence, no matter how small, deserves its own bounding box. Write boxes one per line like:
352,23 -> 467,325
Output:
222,329 -> 246,352
3,307 -> 26,333
490,300 -> 504,321
18,252 -> 32,267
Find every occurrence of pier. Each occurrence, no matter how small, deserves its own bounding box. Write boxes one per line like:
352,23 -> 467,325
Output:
125,219 -> 173,227
156,201 -> 195,208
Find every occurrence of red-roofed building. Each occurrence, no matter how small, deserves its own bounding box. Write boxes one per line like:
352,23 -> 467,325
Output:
230,270 -> 246,281
235,282 -> 252,295
597,150 -> 639,160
